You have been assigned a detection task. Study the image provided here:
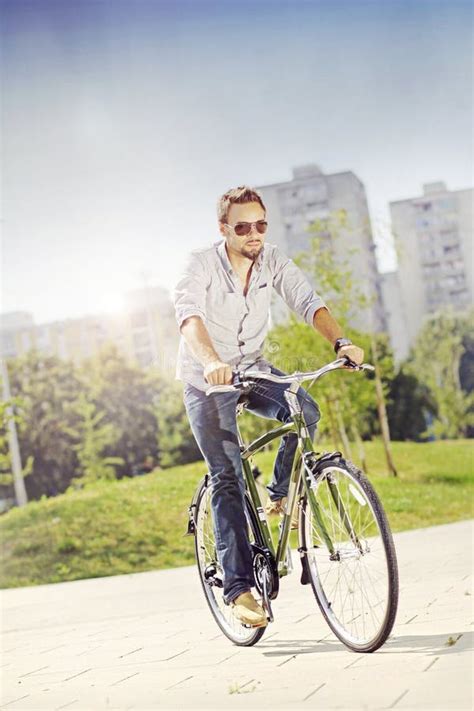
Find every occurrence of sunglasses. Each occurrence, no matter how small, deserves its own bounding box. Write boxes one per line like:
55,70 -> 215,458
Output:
224,220 -> 268,237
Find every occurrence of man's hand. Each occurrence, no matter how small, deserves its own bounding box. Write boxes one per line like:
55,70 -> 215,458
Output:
313,310 -> 364,367
337,344 -> 364,366
203,360 -> 233,385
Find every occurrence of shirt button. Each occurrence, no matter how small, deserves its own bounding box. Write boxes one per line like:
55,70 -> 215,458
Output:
238,340 -> 244,346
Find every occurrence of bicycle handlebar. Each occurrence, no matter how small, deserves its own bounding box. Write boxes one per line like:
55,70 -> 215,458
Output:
205,357 -> 375,396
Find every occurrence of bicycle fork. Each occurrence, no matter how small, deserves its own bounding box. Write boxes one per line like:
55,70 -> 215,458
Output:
303,452 -> 363,557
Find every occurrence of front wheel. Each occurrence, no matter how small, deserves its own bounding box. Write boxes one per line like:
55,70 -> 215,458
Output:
194,479 -> 266,646
300,459 -> 399,652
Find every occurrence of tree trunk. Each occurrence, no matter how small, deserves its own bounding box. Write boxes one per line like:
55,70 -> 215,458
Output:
371,335 -> 398,477
338,379 -> 368,474
334,397 -> 353,460
350,420 -> 368,475
325,395 -> 341,451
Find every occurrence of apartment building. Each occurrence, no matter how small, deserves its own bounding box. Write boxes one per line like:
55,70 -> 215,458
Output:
0,287 -> 178,370
388,181 -> 473,358
379,271 -> 409,361
257,164 -> 386,332
125,286 -> 178,370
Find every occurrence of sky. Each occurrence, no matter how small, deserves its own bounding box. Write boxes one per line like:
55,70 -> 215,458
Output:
1,0 -> 472,323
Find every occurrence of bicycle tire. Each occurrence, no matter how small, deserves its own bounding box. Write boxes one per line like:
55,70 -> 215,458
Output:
194,478 -> 266,647
300,459 -> 398,652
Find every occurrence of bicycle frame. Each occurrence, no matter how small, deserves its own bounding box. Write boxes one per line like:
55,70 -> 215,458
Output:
237,380 -> 334,576
201,358 -> 374,578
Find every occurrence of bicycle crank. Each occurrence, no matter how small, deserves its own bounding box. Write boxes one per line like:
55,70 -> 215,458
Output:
251,545 -> 279,623
252,552 -> 273,622
261,564 -> 274,623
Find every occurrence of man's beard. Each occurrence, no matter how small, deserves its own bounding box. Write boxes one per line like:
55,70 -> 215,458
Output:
241,242 -> 263,261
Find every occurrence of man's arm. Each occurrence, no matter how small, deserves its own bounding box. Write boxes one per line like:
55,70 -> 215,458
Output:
271,247 -> 364,365
174,252 -> 233,386
180,316 -> 232,385
312,307 -> 364,365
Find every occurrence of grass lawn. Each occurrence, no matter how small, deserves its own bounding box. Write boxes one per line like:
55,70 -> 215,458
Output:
0,439 -> 472,589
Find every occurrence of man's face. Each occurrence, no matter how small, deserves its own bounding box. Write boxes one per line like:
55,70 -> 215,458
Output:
219,201 -> 266,261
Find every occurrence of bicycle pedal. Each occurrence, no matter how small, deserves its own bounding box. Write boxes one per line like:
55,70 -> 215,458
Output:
243,621 -> 268,629
262,603 -> 274,624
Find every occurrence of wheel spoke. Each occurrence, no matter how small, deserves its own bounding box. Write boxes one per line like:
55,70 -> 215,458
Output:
304,464 -> 397,651
194,485 -> 263,645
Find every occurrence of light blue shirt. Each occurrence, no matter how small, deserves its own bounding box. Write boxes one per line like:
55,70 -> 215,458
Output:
174,240 -> 326,390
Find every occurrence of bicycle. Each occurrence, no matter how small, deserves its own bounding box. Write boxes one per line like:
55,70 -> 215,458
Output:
186,357 -> 399,652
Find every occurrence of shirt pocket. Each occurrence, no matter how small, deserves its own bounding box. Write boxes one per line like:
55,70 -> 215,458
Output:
252,282 -> 272,310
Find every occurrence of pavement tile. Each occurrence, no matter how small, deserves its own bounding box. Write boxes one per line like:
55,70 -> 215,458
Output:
395,667 -> 473,710
1,520 -> 473,710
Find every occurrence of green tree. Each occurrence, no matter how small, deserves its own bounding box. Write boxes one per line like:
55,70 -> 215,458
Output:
459,331 -> 474,395
267,321 -> 388,448
64,394 -> 124,485
80,345 -> 159,477
0,399 -> 33,498
386,370 -> 437,441
154,379 -> 201,467
7,351 -> 83,498
407,309 -> 474,439
459,324 -> 474,437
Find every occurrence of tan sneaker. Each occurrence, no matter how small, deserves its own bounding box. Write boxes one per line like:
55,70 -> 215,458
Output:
231,591 -> 267,627
265,498 -> 286,516
265,497 -> 299,529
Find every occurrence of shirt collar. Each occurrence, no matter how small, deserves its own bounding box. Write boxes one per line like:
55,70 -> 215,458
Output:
216,239 -> 265,275
216,239 -> 233,274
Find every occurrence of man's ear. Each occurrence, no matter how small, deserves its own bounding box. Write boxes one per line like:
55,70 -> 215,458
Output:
218,222 -> 226,237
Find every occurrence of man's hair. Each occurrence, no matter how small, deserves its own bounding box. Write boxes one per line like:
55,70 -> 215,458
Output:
217,185 -> 266,224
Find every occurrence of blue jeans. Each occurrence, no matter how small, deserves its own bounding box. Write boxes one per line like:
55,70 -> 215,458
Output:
183,365 -> 320,604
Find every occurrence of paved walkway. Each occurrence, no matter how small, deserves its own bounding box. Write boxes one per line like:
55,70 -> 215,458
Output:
1,520 -> 473,710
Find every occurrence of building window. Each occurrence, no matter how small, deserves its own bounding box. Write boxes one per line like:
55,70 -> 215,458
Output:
437,197 -> 456,212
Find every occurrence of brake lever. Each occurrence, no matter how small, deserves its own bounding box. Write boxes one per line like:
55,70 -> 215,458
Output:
342,355 -> 359,369
342,356 -> 375,372
205,384 -> 236,395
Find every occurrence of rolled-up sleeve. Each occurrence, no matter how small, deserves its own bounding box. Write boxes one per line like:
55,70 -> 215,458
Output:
272,248 -> 326,325
174,252 -> 209,329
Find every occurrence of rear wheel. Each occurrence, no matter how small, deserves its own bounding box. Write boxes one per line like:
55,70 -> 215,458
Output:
194,479 -> 266,646
300,459 -> 398,652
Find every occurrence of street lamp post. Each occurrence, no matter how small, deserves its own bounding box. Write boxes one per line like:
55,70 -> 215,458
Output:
0,358 -> 28,506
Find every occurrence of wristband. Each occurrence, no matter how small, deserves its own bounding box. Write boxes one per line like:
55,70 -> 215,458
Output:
334,338 -> 353,354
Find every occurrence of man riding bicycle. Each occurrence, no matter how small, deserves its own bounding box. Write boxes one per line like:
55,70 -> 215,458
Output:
174,186 -> 364,628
